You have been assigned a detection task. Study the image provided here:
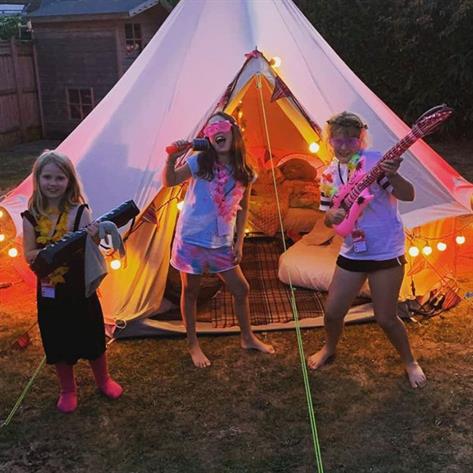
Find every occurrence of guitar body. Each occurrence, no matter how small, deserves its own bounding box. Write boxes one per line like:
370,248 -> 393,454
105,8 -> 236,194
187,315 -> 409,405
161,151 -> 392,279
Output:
332,176 -> 374,237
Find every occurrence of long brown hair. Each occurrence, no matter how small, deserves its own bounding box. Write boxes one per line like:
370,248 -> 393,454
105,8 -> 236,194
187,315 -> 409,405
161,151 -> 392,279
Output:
197,111 -> 254,185
28,150 -> 86,217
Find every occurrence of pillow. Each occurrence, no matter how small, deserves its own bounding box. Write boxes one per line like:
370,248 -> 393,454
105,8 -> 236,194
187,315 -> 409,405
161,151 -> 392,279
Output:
283,208 -> 320,233
279,158 -> 317,181
282,180 -> 320,210
252,168 -> 285,196
301,211 -> 336,245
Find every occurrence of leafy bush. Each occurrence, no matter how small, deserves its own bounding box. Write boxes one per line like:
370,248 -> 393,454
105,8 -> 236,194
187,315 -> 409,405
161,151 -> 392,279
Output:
294,0 -> 473,137
0,15 -> 21,40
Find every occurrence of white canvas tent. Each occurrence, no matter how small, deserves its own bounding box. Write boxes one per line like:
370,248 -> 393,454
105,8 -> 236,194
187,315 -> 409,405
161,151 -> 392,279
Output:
2,0 -> 472,337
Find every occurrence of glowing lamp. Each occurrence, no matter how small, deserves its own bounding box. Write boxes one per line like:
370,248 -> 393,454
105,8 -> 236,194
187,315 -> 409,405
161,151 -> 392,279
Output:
437,242 -> 447,251
8,247 -> 18,258
0,209 -> 4,218
456,235 -> 466,245
0,234 -> 5,242
270,56 -> 282,68
177,201 -> 184,211
110,259 -> 122,270
309,142 -> 320,153
422,245 -> 432,256
408,246 -> 419,257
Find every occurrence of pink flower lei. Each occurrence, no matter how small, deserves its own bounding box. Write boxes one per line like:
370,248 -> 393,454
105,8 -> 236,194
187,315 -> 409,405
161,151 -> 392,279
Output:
209,163 -> 245,223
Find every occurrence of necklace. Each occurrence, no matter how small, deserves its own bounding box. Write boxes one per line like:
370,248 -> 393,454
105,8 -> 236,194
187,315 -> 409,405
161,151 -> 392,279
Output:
209,164 -> 245,223
321,153 -> 365,198
35,209 -> 70,285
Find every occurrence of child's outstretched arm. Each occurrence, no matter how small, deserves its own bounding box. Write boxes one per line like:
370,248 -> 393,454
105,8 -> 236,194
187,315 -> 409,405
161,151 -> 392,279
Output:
162,140 -> 192,187
234,184 -> 252,264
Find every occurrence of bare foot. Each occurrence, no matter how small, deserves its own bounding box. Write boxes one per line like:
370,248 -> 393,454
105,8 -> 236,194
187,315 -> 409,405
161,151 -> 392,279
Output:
406,361 -> 427,389
241,334 -> 275,354
189,344 -> 211,368
307,345 -> 335,370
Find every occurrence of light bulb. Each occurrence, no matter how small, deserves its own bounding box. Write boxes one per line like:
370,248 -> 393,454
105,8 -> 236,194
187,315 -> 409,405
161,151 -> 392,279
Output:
309,142 -> 320,153
177,201 -> 184,211
0,234 -> 5,242
437,242 -> 447,251
8,247 -> 18,258
422,245 -> 432,256
408,246 -> 419,257
270,56 -> 282,68
110,259 -> 121,270
456,235 -> 466,245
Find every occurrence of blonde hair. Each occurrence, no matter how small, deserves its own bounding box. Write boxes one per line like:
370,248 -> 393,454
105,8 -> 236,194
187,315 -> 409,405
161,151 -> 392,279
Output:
28,150 -> 86,217
323,111 -> 369,157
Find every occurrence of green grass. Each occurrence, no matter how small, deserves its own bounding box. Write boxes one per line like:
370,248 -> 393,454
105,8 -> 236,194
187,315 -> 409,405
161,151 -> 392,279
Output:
0,140 -> 60,194
1,296 -> 473,473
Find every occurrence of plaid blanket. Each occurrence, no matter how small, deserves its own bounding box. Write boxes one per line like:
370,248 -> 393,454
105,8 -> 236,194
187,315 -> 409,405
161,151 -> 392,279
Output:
198,238 -> 326,328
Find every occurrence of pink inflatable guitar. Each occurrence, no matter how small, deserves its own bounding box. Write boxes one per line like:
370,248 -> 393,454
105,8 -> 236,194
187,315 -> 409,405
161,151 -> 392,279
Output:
332,104 -> 453,237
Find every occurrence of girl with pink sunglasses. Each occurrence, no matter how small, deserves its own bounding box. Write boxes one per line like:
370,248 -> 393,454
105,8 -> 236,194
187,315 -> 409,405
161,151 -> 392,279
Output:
163,112 -> 275,368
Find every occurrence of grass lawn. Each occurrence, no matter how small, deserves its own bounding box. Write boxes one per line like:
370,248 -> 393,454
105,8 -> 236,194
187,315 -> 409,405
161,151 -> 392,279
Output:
0,139 -> 472,473
0,140 -> 60,196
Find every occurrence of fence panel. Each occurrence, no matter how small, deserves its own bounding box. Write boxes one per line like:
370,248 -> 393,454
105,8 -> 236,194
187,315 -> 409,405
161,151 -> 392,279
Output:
0,40 -> 42,149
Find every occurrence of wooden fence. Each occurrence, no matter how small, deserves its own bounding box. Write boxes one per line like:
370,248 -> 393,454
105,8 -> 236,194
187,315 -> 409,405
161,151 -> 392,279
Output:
0,39 -> 43,150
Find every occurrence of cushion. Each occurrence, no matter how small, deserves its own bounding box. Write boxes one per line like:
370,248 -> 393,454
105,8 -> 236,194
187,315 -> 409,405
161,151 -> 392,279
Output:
283,180 -> 320,210
279,158 -> 317,181
283,208 -> 320,234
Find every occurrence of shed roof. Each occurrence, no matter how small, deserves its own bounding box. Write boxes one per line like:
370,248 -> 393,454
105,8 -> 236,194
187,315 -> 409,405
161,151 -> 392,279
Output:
28,0 -> 167,19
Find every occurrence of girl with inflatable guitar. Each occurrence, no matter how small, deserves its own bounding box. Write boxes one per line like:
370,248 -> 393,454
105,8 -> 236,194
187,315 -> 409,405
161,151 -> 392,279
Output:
307,111 -> 428,389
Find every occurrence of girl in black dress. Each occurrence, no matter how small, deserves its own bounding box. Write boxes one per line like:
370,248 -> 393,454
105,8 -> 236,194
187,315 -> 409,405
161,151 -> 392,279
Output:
22,150 -> 123,413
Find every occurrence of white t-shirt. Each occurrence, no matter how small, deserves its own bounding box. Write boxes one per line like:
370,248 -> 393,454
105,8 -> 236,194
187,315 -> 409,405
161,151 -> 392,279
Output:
319,150 -> 405,260
174,154 -> 244,248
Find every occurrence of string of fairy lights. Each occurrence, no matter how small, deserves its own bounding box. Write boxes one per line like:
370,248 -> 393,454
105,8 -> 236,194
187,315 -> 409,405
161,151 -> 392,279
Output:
405,223 -> 469,258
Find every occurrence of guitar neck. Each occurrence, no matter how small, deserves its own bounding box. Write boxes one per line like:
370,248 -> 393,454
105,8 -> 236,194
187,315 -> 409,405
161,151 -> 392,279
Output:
344,128 -> 423,206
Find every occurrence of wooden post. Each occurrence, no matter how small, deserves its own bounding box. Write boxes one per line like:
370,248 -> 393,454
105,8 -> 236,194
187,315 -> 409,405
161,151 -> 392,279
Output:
115,24 -> 124,79
32,40 -> 46,138
10,38 -> 27,141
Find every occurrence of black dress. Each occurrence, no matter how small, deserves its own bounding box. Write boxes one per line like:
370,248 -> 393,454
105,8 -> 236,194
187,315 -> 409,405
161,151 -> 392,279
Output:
22,205 -> 106,365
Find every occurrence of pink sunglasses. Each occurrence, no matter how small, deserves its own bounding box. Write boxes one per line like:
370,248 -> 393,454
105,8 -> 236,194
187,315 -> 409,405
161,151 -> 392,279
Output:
329,137 -> 361,148
203,120 -> 233,138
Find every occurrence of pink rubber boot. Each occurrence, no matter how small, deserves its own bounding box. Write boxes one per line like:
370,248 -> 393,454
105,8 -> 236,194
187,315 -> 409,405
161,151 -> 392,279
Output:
54,363 -> 77,413
89,353 -> 123,399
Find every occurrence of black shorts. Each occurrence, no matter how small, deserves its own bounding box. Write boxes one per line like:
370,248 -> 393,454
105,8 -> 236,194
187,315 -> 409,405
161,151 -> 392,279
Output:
336,255 -> 406,273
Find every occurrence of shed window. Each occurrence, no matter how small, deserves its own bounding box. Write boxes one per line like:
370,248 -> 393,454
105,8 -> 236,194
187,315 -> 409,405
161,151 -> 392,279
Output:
125,23 -> 142,53
66,88 -> 94,120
